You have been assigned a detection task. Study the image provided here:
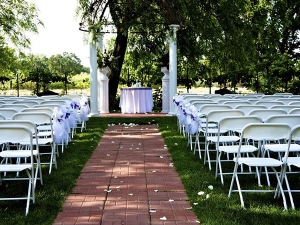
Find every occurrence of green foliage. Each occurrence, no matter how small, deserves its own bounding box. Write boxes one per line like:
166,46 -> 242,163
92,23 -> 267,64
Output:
48,52 -> 83,94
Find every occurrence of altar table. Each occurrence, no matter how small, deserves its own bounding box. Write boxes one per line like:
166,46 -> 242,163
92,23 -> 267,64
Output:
119,87 -> 153,113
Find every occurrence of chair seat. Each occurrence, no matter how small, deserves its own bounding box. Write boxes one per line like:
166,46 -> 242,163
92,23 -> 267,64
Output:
219,145 -> 257,153
0,150 -> 39,158
0,164 -> 32,172
264,143 -> 300,152
207,135 -> 240,143
286,157 -> 300,167
234,157 -> 283,167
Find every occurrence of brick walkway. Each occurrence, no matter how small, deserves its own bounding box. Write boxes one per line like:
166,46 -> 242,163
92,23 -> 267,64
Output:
53,120 -> 199,224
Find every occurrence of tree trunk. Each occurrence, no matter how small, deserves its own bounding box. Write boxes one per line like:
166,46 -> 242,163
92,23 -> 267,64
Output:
108,27 -> 128,100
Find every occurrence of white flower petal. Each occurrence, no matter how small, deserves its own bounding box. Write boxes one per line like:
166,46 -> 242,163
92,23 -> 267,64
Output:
160,216 -> 167,221
169,199 -> 174,202
206,194 -> 210,199
149,209 -> 156,213
128,193 -> 133,196
208,185 -> 213,190
154,190 -> 158,192
198,191 -> 205,195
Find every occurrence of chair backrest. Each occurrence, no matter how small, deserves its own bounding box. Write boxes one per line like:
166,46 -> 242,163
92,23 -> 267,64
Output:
33,104 -> 61,110
219,116 -> 263,133
206,109 -> 245,125
0,125 -> 34,145
235,105 -> 267,115
21,107 -> 54,116
289,108 -> 300,114
199,104 -> 232,116
248,109 -> 287,122
0,104 -> 29,111
288,101 -> 300,106
275,98 -> 297,105
270,105 -> 300,112
12,112 -> 52,127
192,102 -> 216,111
266,114 -> 300,129
12,100 -> 40,107
40,100 -> 67,106
0,108 -> 18,119
0,113 -> 5,120
260,95 -> 282,100
0,120 -> 37,135
254,101 -> 284,108
221,100 -> 251,107
289,125 -> 300,143
241,123 -> 291,142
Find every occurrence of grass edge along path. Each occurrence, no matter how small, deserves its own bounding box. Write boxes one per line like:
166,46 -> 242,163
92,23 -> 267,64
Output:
0,117 -> 299,224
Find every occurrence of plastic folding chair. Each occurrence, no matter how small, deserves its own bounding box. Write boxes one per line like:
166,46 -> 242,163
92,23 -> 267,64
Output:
203,109 -> 244,170
0,120 -> 43,187
0,125 -> 38,215
12,112 -> 57,174
278,125 -> 300,209
216,116 -> 263,184
228,123 -> 291,210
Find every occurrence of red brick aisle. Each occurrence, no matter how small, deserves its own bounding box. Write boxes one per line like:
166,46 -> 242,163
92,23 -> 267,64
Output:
53,123 -> 199,225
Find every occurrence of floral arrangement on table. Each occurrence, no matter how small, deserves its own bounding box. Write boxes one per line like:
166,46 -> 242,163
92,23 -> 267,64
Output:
97,49 -> 119,70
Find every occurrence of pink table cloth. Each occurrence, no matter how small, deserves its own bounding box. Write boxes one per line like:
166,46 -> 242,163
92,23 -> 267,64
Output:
119,87 -> 153,113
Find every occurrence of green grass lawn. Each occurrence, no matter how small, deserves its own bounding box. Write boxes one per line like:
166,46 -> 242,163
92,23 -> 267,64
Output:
0,116 -> 299,224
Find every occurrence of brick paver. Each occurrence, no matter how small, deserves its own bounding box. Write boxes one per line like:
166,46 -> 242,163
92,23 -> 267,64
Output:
53,122 -> 199,225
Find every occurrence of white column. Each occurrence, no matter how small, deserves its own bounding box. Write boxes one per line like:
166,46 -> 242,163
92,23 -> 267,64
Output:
97,34 -> 109,113
168,24 -> 180,115
98,67 -> 110,113
161,67 -> 169,113
89,33 -> 99,116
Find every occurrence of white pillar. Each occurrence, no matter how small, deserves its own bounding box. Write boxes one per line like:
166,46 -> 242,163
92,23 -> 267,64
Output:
89,33 -> 99,116
98,67 -> 110,113
161,67 -> 169,113
168,24 -> 180,115
96,34 -> 109,113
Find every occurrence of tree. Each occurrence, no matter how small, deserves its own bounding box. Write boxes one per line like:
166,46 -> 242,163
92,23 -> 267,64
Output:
48,52 -> 83,94
25,54 -> 52,94
0,0 -> 42,50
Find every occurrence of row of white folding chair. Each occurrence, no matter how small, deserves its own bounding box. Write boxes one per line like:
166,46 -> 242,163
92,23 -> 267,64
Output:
0,124 -> 39,215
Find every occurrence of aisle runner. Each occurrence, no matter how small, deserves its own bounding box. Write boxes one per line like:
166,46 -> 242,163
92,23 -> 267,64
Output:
54,124 -> 199,225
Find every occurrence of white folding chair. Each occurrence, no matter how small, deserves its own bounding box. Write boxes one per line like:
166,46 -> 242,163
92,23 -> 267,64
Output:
12,112 -> 57,174
228,123 -> 291,210
0,125 -> 38,215
203,109 -> 244,170
216,116 -> 263,184
279,125 -> 300,209
0,120 -> 43,187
